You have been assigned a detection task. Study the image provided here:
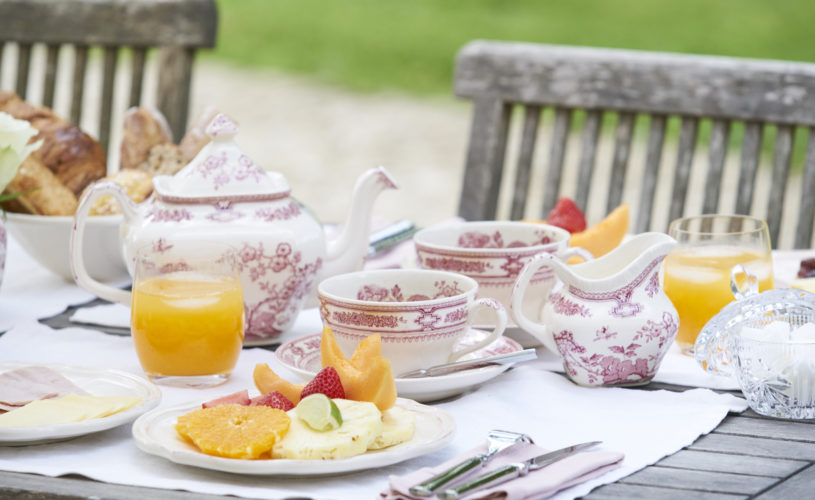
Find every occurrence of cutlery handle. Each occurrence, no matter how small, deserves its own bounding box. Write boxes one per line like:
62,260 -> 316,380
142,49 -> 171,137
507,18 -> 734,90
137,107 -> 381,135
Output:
408,455 -> 485,496
438,462 -> 527,500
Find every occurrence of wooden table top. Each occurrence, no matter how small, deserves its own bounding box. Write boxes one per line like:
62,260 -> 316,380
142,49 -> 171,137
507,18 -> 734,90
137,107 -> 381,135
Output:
3,300 -> 812,500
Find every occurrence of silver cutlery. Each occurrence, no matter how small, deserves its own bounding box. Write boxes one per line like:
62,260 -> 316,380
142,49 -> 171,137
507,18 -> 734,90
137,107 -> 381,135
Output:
409,429 -> 533,497
397,349 -> 538,378
437,441 -> 602,499
368,219 -> 418,256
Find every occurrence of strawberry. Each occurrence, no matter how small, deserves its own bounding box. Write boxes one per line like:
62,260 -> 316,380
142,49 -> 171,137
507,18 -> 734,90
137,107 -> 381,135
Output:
250,391 -> 295,411
300,366 -> 345,400
201,390 -> 250,409
547,197 -> 586,233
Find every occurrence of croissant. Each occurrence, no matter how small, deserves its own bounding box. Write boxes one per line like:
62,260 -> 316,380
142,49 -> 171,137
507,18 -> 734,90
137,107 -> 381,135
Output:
0,155 -> 78,216
0,91 -> 106,196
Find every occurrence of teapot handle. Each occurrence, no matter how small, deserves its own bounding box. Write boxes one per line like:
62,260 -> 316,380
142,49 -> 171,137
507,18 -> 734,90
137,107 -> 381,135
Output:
511,252 -> 561,353
70,182 -> 134,306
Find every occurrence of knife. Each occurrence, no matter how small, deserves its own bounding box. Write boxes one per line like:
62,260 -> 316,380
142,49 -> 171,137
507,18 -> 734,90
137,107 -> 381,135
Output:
436,441 -> 602,500
397,349 -> 538,378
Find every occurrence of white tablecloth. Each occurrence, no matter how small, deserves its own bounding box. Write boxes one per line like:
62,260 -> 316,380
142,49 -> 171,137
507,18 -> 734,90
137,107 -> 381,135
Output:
0,321 -> 745,500
0,234 -> 96,332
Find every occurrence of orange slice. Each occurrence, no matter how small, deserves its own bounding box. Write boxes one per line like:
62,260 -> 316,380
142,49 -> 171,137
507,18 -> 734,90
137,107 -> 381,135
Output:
175,404 -> 290,459
568,204 -> 629,263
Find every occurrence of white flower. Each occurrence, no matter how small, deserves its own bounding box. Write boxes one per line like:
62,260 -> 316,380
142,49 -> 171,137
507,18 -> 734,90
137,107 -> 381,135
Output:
0,111 -> 42,193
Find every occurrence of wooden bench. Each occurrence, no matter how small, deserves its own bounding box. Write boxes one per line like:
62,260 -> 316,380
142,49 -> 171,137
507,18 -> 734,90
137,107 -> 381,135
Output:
0,0 -> 217,154
454,41 -> 815,249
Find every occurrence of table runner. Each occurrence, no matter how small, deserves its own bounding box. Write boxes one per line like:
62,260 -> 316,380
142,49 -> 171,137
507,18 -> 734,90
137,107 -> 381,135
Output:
0,321 -> 745,500
0,235 -> 97,332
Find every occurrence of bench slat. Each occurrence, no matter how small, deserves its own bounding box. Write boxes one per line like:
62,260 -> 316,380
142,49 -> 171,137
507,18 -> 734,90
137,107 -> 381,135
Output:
795,128 -> 815,248
767,125 -> 795,247
510,105 -> 540,219
636,114 -> 666,232
607,111 -> 635,213
668,117 -> 699,223
541,107 -> 571,217
735,121 -> 763,215
575,109 -> 602,211
703,119 -> 731,214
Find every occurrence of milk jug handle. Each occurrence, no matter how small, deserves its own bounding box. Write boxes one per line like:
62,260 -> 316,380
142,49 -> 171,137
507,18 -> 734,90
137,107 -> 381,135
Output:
557,246 -> 594,263
70,182 -> 133,306
510,252 -> 559,342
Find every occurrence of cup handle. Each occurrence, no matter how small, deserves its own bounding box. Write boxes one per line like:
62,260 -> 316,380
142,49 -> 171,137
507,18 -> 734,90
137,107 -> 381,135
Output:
70,182 -> 134,306
448,298 -> 508,362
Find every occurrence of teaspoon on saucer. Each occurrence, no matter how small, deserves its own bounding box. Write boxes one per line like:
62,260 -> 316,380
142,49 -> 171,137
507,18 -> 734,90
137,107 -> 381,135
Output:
397,349 -> 537,379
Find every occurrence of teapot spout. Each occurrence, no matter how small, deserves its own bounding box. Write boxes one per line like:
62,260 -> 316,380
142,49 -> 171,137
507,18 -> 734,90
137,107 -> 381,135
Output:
322,166 -> 398,279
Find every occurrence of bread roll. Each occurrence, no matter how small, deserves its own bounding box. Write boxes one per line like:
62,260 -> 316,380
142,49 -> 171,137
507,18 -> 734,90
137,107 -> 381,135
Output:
1,155 -> 78,216
179,106 -> 218,161
86,169 -> 154,216
120,107 -> 173,171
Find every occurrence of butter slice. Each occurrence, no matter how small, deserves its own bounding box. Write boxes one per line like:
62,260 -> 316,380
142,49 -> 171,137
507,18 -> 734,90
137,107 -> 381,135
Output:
0,394 -> 142,427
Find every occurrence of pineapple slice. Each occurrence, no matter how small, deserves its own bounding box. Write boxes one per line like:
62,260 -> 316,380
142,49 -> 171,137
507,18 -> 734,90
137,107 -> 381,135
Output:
272,399 -> 383,460
367,405 -> 416,450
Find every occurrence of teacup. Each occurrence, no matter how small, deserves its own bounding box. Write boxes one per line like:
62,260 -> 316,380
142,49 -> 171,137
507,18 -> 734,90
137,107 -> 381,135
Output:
317,269 -> 507,375
414,221 -> 589,326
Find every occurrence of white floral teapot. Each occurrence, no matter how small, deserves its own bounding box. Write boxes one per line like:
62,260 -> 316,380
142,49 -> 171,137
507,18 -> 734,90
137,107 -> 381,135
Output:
71,114 -> 397,343
511,233 -> 679,386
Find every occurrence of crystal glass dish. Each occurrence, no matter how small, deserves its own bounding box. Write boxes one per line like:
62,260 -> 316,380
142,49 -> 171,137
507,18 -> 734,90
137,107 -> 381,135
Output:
696,288 -> 815,419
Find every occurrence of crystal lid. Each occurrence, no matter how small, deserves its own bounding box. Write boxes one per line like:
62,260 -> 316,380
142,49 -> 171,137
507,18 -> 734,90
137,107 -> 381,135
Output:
695,287 -> 815,375
152,114 -> 290,203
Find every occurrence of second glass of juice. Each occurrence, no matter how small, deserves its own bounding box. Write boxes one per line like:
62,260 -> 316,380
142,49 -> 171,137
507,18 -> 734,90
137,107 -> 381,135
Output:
130,242 -> 244,387
664,215 -> 774,354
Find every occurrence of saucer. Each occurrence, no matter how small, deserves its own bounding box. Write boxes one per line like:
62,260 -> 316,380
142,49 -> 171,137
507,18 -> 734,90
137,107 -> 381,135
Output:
275,329 -> 524,402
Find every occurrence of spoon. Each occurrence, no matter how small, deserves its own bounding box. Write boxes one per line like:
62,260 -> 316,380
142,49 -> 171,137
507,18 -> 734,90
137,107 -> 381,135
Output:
397,349 -> 537,378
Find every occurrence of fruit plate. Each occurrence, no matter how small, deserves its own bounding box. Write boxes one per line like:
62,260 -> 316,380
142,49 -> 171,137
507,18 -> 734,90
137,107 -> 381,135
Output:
132,398 -> 455,475
275,328 -> 524,402
0,361 -> 162,446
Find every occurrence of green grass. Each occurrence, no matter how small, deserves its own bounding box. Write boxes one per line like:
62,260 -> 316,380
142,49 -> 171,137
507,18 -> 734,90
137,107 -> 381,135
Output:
212,0 -> 815,96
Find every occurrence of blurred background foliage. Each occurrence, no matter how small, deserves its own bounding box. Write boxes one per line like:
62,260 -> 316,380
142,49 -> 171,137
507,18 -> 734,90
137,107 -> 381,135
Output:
211,0 -> 813,96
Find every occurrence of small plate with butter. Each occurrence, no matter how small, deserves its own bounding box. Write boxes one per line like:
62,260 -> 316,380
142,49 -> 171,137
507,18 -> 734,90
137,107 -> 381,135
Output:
0,361 -> 161,446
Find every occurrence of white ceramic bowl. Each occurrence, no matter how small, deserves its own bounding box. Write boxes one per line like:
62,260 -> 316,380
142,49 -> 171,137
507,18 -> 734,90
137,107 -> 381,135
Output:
4,213 -> 128,283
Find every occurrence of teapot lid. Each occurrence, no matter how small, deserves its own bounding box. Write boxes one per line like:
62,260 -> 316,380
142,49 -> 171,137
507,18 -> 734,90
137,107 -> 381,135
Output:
152,114 -> 290,203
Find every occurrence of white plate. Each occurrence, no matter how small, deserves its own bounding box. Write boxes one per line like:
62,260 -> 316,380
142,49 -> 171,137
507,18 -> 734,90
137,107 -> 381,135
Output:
132,398 -> 454,475
0,361 -> 162,446
275,328 -> 524,402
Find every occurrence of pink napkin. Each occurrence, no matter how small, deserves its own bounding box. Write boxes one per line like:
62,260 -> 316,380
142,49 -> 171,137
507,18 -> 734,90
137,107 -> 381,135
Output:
382,441 -> 624,500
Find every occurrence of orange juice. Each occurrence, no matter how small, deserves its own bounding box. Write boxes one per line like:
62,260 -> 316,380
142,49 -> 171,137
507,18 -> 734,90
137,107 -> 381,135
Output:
131,273 -> 244,376
664,247 -> 773,352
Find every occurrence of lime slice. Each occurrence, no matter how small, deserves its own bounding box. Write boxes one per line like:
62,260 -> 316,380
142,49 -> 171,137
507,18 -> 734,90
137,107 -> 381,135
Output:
296,394 -> 343,431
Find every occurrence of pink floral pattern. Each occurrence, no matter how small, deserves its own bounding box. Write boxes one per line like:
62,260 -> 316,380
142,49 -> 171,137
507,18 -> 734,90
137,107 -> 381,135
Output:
355,280 -> 463,302
331,311 -> 405,329
422,257 -> 490,274
146,206 -> 193,223
255,201 -> 302,222
553,311 -> 677,386
457,230 -> 552,249
645,271 -> 660,298
550,291 -> 592,317
569,257 -> 663,318
236,241 -> 322,337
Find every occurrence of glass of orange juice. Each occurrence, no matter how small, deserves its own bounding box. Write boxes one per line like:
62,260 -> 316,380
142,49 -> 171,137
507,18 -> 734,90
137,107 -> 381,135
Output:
130,242 -> 244,387
664,215 -> 774,354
